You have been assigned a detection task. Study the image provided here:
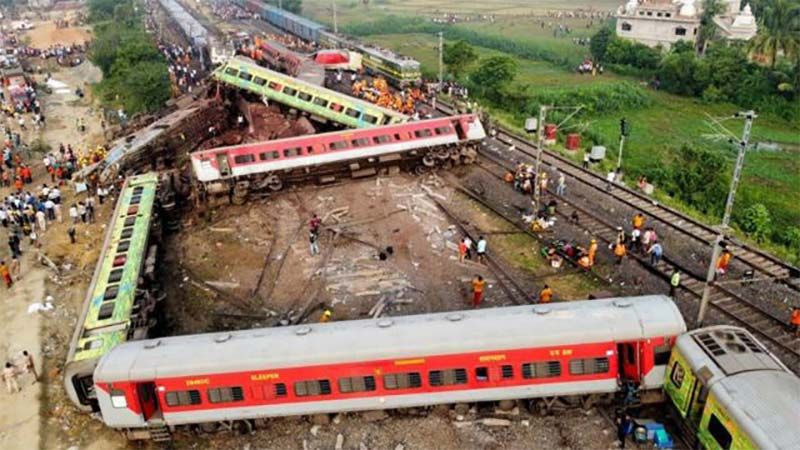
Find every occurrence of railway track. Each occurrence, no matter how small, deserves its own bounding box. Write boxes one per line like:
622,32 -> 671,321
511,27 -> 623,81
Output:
435,101 -> 800,289
469,130 -> 800,373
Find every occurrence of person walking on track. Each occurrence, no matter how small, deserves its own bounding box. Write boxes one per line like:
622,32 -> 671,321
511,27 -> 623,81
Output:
472,275 -> 486,308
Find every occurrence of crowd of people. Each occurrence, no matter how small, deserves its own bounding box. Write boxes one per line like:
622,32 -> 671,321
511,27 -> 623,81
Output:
159,43 -> 202,95
350,76 -> 426,115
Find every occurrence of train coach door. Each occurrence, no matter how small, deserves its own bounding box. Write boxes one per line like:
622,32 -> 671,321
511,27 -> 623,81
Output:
137,382 -> 161,421
617,342 -> 641,383
453,119 -> 467,141
216,153 -> 231,177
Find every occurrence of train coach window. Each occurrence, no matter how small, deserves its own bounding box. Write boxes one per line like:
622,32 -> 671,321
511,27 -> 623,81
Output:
283,147 -> 302,157
98,301 -> 115,320
253,77 -> 267,86
374,135 -> 391,144
117,240 -> 131,253
429,369 -> 468,387
338,376 -> 377,394
569,357 -> 610,376
383,372 -> 422,390
234,154 -> 255,164
654,343 -> 672,365
345,108 -> 361,119
670,362 -> 685,388
395,133 -> 403,141
475,367 -> 489,381
708,414 -> 733,450
434,126 -> 452,135
351,138 -> 370,148
522,361 -> 561,379
294,380 -> 332,397
329,103 -> 343,112
274,383 -> 287,397
110,389 -> 127,408
121,227 -> 134,239
297,92 -> 313,102
363,114 -> 379,125
312,97 -> 328,107
123,216 -> 136,227
501,365 -> 514,379
224,67 -> 238,77
130,195 -> 141,205
208,386 -> 245,404
238,72 -> 253,82
165,390 -> 202,407
133,187 -> 144,194
306,146 -> 315,155
268,81 -> 281,91
414,129 -> 433,138
103,285 -> 119,301
329,141 -> 348,151
108,268 -> 124,284
282,86 -> 298,96
259,151 -> 280,161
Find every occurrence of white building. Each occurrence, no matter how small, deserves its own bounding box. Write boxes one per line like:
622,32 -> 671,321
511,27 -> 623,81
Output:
615,0 -> 757,49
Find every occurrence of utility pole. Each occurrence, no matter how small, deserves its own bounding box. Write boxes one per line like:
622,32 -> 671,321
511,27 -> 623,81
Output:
617,117 -> 629,170
437,31 -> 444,89
697,110 -> 756,326
332,0 -> 338,34
278,0 -> 282,10
532,105 -> 547,209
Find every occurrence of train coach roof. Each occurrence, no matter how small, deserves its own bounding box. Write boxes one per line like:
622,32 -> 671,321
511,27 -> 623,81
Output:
94,296 -> 685,381
713,371 -> 800,449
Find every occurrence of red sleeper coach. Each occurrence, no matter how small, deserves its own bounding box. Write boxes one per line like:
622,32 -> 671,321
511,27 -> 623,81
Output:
92,296 -> 686,440
190,114 -> 485,195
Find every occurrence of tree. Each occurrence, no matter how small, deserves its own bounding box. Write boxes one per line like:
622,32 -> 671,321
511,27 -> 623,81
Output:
697,0 -> 727,56
738,203 -> 772,242
470,56 -> 518,102
667,145 -> 730,215
659,51 -> 702,95
590,27 -> 613,63
749,0 -> 800,68
443,40 -> 477,79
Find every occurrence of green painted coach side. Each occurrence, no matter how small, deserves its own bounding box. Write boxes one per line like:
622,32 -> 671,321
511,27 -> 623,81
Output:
70,172 -> 158,363
214,59 -> 406,129
697,394 -> 756,450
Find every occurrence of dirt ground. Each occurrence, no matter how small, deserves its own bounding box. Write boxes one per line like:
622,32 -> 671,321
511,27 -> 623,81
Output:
22,20 -> 92,49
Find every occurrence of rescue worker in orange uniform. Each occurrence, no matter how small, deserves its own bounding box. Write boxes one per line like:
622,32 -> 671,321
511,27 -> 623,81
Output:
614,241 -> 627,265
716,249 -> 732,276
538,285 -> 553,303
588,239 -> 598,266
791,307 -> 800,337
319,307 -> 332,323
632,212 -> 645,230
472,275 -> 486,308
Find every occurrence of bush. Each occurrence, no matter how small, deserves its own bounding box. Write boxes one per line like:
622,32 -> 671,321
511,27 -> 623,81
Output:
737,203 -> 773,243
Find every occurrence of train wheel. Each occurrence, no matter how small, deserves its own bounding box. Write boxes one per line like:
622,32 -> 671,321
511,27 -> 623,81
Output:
233,419 -> 254,435
266,175 -> 283,191
198,422 -> 219,434
436,148 -> 450,160
422,154 -> 436,167
414,165 -> 430,175
449,147 -> 461,159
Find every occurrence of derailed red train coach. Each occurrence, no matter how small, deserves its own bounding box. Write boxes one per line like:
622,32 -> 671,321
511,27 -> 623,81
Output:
92,296 -> 686,440
190,114 -> 485,193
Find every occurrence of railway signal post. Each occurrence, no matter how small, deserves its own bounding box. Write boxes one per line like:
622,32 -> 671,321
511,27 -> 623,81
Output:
617,117 -> 630,170
697,110 -> 756,326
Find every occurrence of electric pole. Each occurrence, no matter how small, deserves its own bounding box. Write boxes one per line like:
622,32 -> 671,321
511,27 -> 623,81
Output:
697,110 -> 756,326
532,105 -> 547,209
332,0 -> 338,34
278,0 -> 282,10
437,31 -> 444,89
617,117 -> 629,170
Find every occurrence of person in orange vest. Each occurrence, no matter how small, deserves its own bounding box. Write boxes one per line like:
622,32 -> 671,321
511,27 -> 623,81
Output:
614,241 -> 627,265
578,254 -> 592,269
632,212 -> 645,230
791,307 -> 800,337
0,260 -> 11,288
716,249 -> 732,276
539,285 -> 553,303
13,177 -> 23,193
319,307 -> 332,323
588,239 -> 598,266
458,238 -> 467,264
472,275 -> 486,308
